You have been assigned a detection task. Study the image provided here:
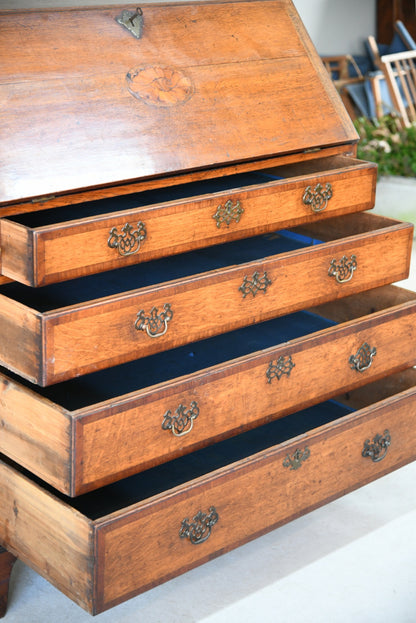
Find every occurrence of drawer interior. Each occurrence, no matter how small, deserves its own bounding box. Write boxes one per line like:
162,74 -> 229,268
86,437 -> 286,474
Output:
27,366 -> 416,520
294,211 -> 405,241
0,229 -> 320,311
6,171 -> 279,226
18,398 -> 352,519
0,213 -> 399,312
3,285 -> 415,412
1,308 -> 334,410
4,156 -> 361,228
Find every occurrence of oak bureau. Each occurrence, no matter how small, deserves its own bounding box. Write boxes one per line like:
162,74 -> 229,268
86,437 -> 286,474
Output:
0,0 -> 415,616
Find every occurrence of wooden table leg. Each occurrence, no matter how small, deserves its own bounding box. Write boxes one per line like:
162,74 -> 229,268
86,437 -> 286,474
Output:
0,547 -> 17,618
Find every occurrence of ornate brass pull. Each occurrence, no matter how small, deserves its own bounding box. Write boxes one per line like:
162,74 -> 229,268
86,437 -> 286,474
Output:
349,342 -> 377,372
135,304 -> 173,338
328,254 -> 357,283
302,182 -> 333,213
362,430 -> 391,462
239,271 -> 272,298
108,222 -> 147,256
283,446 -> 310,470
162,401 -> 199,437
213,199 -> 244,228
266,355 -> 295,383
179,506 -> 219,545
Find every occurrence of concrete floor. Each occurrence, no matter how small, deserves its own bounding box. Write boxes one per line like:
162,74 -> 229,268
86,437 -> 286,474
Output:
5,195 -> 416,622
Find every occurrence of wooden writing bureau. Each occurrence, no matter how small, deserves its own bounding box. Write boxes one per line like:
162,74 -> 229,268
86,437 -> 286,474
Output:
0,1 -> 415,616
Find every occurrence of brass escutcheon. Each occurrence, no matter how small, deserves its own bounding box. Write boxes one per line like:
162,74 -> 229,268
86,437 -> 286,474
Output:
116,7 -> 144,39
239,271 -> 272,298
266,355 -> 295,383
179,506 -> 219,545
349,342 -> 377,372
135,303 -> 173,338
302,182 -> 333,213
213,199 -> 244,228
283,446 -> 310,470
162,401 -> 199,437
362,430 -> 391,462
328,254 -> 357,283
107,221 -> 147,256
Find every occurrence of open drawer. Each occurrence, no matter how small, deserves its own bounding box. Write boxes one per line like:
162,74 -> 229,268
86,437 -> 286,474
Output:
0,213 -> 411,386
1,367 -> 416,614
0,156 -> 376,286
1,284 -> 416,496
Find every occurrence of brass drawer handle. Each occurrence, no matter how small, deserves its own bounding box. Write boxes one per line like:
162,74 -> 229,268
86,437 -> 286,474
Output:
179,506 -> 219,545
266,355 -> 295,383
349,342 -> 377,372
108,221 -> 147,256
302,182 -> 333,213
239,271 -> 272,298
135,303 -> 173,338
283,446 -> 310,470
213,199 -> 244,228
362,430 -> 391,462
162,401 -> 199,437
328,254 -> 357,283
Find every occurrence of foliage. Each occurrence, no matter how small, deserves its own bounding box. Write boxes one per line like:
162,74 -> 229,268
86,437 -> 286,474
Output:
354,115 -> 416,178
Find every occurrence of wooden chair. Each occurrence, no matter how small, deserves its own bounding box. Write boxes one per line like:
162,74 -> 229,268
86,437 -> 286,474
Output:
394,20 -> 416,52
366,21 -> 416,71
365,23 -> 416,121
380,48 -> 416,127
321,55 -> 365,119
321,55 -> 363,84
366,35 -> 384,70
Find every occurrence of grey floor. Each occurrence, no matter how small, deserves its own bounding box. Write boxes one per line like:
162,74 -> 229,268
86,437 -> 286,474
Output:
5,195 -> 416,622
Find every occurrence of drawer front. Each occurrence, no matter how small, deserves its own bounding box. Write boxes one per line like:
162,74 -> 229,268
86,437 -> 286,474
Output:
76,299 -> 416,493
0,157 -> 376,286
1,373 -> 416,614
94,386 -> 416,613
0,289 -> 415,496
0,215 -> 411,386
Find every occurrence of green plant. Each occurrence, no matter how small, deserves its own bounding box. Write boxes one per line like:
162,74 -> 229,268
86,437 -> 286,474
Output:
354,114 -> 416,178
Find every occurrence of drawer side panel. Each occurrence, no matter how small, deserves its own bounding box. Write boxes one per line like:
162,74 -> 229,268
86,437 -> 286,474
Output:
0,219 -> 34,286
0,297 -> 42,384
0,376 -> 71,494
0,459 -> 93,612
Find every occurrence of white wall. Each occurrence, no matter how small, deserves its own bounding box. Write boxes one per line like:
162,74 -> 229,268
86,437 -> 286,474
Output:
1,0 -> 377,57
293,0 -> 376,55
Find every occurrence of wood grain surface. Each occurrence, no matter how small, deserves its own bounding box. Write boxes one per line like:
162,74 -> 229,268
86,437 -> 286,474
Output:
0,1 -> 357,205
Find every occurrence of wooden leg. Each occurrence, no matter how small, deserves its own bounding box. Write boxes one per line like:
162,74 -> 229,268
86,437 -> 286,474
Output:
0,547 -> 17,618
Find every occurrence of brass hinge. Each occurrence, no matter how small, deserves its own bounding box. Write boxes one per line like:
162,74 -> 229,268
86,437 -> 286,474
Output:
303,147 -> 321,154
